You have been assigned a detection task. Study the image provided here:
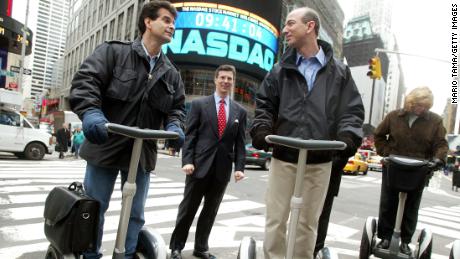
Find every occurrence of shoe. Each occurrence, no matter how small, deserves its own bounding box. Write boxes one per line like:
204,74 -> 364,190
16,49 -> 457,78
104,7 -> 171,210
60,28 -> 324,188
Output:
376,239 -> 390,249
171,249 -> 182,259
193,250 -> 217,259
400,242 -> 412,255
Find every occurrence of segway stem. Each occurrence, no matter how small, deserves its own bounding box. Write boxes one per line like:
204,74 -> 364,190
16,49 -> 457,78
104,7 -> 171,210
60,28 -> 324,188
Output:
286,148 -> 308,259
105,123 -> 179,259
114,138 -> 143,258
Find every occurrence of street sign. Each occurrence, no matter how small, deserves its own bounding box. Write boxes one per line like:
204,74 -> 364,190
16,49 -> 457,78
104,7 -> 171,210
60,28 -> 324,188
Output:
10,65 -> 32,75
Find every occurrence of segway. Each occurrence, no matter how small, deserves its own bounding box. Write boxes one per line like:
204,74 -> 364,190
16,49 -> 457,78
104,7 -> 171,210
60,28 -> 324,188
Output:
238,135 -> 346,259
45,123 -> 178,259
359,155 -> 436,259
450,240 -> 460,259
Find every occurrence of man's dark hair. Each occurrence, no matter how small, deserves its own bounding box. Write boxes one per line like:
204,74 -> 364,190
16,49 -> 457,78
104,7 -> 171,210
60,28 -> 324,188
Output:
137,1 -> 177,36
214,64 -> 236,79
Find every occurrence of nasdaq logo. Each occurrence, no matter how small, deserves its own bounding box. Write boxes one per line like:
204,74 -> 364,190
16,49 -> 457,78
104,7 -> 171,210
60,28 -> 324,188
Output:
162,29 -> 275,72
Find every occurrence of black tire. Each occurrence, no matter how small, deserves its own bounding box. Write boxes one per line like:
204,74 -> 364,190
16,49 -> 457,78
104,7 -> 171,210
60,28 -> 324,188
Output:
136,227 -> 167,259
316,247 -> 338,259
363,168 -> 368,175
417,228 -> 433,259
359,217 -> 376,259
24,142 -> 46,160
450,240 -> 460,259
238,236 -> 257,259
262,159 -> 271,170
45,245 -> 63,259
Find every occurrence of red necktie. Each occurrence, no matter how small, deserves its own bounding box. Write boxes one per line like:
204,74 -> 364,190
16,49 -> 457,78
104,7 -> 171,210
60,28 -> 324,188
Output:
218,98 -> 226,138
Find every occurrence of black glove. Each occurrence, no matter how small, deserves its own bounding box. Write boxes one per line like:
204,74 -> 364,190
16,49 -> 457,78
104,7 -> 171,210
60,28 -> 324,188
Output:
252,127 -> 271,152
165,123 -> 185,150
337,132 -> 359,158
431,158 -> 444,170
82,109 -> 109,144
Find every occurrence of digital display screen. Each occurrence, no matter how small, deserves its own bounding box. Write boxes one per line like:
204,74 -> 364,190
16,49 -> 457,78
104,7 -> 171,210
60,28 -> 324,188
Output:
163,1 -> 281,80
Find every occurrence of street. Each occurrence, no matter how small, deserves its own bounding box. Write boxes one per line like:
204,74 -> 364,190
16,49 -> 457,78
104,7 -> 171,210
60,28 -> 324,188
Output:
0,153 -> 459,259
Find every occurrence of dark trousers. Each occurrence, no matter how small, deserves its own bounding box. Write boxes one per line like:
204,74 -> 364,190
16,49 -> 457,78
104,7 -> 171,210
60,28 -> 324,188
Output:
314,186 -> 336,255
377,169 -> 424,243
169,166 -> 228,252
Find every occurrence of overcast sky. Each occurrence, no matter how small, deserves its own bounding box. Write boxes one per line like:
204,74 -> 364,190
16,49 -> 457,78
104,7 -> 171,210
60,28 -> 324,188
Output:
339,0 -> 455,115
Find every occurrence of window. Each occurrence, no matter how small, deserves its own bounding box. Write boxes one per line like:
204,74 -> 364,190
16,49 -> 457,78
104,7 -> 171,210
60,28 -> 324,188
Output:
102,25 -> 107,42
109,19 -> 115,40
117,12 -> 124,40
0,110 -> 20,127
125,5 -> 134,40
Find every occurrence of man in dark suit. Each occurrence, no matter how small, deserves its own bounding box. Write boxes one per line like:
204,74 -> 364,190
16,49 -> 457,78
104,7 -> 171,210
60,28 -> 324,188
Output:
169,65 -> 247,259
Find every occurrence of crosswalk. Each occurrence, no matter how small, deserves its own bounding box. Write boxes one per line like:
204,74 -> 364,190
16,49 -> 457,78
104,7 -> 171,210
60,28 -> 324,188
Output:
0,158 -> 459,258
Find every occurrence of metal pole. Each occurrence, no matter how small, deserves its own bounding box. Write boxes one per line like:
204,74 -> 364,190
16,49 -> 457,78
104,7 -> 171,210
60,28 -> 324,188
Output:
18,0 -> 30,94
368,78 -> 376,125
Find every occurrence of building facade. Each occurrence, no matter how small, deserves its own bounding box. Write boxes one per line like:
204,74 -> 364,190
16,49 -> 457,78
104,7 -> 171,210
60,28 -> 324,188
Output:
60,0 -> 284,125
343,16 -> 387,128
282,0 -> 344,58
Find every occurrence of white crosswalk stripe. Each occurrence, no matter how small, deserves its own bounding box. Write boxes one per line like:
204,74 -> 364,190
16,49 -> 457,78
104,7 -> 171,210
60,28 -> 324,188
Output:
0,159 -> 458,258
0,158 -> 267,258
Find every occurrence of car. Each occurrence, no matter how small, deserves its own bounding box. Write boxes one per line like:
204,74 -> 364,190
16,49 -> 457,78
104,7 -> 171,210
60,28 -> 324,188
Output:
343,153 -> 369,175
245,144 -> 272,170
367,155 -> 383,171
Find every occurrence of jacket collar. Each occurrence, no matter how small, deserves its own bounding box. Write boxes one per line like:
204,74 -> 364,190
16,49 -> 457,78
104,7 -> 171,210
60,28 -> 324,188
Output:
397,109 -> 430,120
280,39 -> 334,70
132,37 -> 174,71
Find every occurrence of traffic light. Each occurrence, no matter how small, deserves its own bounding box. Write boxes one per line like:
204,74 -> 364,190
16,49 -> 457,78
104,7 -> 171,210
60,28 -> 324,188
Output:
367,56 -> 382,79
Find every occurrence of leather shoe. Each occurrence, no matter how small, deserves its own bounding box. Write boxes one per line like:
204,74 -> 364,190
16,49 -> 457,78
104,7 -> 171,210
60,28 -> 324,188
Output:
193,250 -> 217,259
400,242 -> 412,255
376,239 -> 390,249
171,249 -> 182,259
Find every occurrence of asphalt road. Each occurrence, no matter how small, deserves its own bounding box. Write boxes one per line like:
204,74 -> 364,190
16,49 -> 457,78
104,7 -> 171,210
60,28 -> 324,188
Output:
0,152 -> 459,259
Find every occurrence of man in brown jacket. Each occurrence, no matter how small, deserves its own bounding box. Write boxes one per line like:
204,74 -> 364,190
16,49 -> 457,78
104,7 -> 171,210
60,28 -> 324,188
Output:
374,86 -> 448,255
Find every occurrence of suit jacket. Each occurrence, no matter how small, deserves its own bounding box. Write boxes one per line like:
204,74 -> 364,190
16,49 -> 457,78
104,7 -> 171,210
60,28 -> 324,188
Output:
182,95 -> 247,182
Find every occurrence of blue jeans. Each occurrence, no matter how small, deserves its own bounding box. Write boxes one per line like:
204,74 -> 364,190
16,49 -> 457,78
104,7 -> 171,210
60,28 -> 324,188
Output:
83,163 -> 151,259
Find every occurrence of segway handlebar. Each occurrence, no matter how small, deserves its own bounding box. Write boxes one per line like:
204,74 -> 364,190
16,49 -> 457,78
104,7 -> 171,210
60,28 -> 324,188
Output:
382,155 -> 438,171
106,123 -> 179,140
265,135 -> 346,151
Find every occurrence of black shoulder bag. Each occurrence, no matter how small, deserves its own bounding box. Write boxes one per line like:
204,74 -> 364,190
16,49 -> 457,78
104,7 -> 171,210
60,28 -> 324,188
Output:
44,182 -> 100,254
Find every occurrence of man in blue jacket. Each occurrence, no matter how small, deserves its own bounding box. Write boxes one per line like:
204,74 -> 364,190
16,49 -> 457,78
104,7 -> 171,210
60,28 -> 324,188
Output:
69,1 -> 185,258
250,6 -> 364,259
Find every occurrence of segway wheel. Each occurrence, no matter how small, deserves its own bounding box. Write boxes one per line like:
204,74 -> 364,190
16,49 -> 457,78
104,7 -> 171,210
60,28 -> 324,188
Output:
136,227 -> 167,259
315,246 -> 338,259
417,228 -> 433,259
237,236 -> 256,259
45,245 -> 64,259
359,217 -> 376,259
449,240 -> 460,259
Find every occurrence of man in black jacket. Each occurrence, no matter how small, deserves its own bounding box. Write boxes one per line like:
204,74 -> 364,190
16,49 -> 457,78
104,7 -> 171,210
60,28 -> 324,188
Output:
250,6 -> 364,259
69,1 -> 185,258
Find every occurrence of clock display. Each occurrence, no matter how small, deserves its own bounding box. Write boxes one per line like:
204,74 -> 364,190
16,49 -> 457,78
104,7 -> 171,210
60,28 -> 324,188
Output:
163,2 -> 281,80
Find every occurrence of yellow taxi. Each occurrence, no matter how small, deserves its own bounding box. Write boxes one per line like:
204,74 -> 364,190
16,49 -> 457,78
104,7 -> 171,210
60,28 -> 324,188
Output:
343,153 -> 369,175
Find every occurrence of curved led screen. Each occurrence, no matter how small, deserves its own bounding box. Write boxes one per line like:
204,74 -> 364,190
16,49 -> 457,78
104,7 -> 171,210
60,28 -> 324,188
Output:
163,1 -> 281,80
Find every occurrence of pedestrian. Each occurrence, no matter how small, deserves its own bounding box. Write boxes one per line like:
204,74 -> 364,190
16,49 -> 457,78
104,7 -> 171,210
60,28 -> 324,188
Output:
374,86 -> 447,255
69,1 -> 185,258
169,65 -> 247,259
250,6 -> 364,259
314,154 -> 357,256
55,123 -> 71,159
72,126 -> 85,159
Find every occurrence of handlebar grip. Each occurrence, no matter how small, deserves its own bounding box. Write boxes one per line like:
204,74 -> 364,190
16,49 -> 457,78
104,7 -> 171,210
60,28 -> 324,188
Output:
106,123 -> 179,140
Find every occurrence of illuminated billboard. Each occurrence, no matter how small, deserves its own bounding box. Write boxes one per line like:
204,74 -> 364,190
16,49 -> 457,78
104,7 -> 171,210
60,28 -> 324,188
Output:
0,15 -> 33,56
163,1 -> 282,80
